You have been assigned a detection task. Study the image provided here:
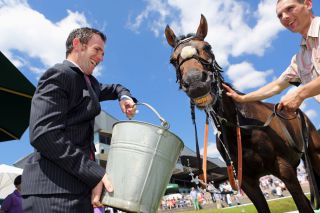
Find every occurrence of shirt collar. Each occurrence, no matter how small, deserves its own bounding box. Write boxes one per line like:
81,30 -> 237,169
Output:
301,16 -> 320,47
66,59 -> 85,74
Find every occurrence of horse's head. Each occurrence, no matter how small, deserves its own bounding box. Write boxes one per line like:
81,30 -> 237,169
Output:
165,15 -> 223,109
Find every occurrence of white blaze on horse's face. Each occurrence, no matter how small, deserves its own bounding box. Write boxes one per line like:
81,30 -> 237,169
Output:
180,46 -> 197,59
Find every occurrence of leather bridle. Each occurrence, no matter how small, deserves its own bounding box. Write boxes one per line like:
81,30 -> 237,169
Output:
170,36 -> 223,108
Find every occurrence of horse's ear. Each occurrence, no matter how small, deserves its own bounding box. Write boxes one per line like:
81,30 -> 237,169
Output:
165,25 -> 177,48
196,14 -> 208,40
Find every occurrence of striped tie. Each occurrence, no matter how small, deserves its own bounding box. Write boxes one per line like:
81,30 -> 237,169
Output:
84,74 -> 91,86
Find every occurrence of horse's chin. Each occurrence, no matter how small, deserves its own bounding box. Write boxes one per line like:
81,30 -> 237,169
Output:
192,93 -> 213,109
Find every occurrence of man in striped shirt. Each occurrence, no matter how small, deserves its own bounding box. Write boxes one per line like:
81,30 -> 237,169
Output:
224,0 -> 320,112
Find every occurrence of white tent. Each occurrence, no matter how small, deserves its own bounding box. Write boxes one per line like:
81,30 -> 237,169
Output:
0,164 -> 22,199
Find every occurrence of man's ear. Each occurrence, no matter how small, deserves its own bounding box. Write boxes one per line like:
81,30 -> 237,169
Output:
72,38 -> 81,51
305,0 -> 312,10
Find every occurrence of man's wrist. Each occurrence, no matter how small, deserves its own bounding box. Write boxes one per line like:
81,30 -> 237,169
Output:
120,95 -> 133,101
296,87 -> 306,101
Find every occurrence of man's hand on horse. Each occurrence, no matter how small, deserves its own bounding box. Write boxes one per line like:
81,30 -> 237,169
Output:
278,90 -> 303,113
222,83 -> 245,103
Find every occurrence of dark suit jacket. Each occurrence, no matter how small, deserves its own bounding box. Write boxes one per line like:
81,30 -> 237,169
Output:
22,60 -> 135,195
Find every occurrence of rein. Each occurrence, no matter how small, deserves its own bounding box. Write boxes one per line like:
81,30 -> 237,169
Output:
190,102 -> 203,177
298,110 -> 320,209
204,103 -> 303,191
205,101 -> 320,207
214,104 -> 303,154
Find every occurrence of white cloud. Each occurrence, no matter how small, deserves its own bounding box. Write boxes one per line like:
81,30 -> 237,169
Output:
305,109 -> 317,120
200,142 -> 221,158
232,0 -> 283,57
127,0 -> 171,37
299,101 -> 307,111
129,0 -> 284,67
226,61 -> 273,91
0,0 -> 91,76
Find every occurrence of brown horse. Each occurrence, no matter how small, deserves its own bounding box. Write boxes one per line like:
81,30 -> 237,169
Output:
165,15 -> 320,213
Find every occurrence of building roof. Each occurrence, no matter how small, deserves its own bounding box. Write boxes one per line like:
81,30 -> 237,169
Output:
173,146 -> 227,184
94,110 -> 119,134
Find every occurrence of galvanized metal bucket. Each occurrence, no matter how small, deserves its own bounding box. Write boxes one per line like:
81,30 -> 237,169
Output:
102,103 -> 184,213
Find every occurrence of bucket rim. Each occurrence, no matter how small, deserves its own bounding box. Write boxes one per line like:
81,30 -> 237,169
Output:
113,120 -> 184,146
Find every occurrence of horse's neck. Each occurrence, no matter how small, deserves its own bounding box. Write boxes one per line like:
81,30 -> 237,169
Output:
211,94 -> 238,154
214,93 -> 237,122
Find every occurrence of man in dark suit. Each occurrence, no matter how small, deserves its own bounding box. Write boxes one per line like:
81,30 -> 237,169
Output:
21,27 -> 137,212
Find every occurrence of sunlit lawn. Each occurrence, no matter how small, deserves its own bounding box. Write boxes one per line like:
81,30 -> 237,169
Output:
179,196 -> 298,213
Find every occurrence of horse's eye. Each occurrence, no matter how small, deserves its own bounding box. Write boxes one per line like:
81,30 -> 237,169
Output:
203,45 -> 212,54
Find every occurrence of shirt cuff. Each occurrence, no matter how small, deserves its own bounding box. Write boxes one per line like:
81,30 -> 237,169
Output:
120,95 -> 133,101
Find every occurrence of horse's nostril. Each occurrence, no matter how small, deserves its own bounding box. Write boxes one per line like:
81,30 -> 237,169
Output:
182,81 -> 189,89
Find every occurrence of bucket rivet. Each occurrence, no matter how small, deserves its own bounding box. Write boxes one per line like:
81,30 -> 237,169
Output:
157,129 -> 164,135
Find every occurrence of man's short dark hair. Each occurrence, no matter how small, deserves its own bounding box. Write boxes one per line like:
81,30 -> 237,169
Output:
65,27 -> 106,57
14,175 -> 21,186
277,0 -> 305,4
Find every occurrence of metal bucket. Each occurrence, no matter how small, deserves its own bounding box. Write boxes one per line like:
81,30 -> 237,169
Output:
102,103 -> 184,213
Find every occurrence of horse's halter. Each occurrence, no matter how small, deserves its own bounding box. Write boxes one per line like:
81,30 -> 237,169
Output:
170,36 -> 223,107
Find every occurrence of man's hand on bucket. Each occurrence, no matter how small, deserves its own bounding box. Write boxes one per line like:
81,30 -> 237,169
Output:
119,98 -> 136,119
102,173 -> 114,192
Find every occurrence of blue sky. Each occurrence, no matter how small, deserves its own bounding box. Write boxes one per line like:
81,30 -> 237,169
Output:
1,0 -> 319,166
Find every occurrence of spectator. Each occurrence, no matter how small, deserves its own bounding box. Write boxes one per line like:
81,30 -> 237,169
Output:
189,187 -> 200,210
276,184 -> 284,197
0,175 -> 22,213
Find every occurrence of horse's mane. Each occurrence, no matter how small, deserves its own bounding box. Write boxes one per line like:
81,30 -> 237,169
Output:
224,82 -> 244,95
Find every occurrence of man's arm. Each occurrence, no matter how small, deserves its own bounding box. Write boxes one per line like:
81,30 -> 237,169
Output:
99,83 -> 137,118
223,78 -> 291,102
279,75 -> 320,111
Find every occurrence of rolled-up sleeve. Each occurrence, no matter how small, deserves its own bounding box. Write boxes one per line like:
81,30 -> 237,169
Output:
278,55 -> 301,84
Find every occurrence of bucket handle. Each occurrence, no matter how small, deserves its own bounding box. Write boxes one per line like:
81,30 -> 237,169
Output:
134,102 -> 170,129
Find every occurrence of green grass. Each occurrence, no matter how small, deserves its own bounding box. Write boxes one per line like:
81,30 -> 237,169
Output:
180,197 -> 298,213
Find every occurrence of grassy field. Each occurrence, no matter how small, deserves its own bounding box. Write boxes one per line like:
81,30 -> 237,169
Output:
179,197 -> 298,213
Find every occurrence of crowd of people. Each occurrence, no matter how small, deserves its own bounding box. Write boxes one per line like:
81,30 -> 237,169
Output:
159,162 -> 309,211
259,162 -> 308,200
159,181 -> 243,211
160,189 -> 209,210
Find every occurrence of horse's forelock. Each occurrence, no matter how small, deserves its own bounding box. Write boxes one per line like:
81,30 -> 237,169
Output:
177,33 -> 196,42
174,33 -> 197,47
